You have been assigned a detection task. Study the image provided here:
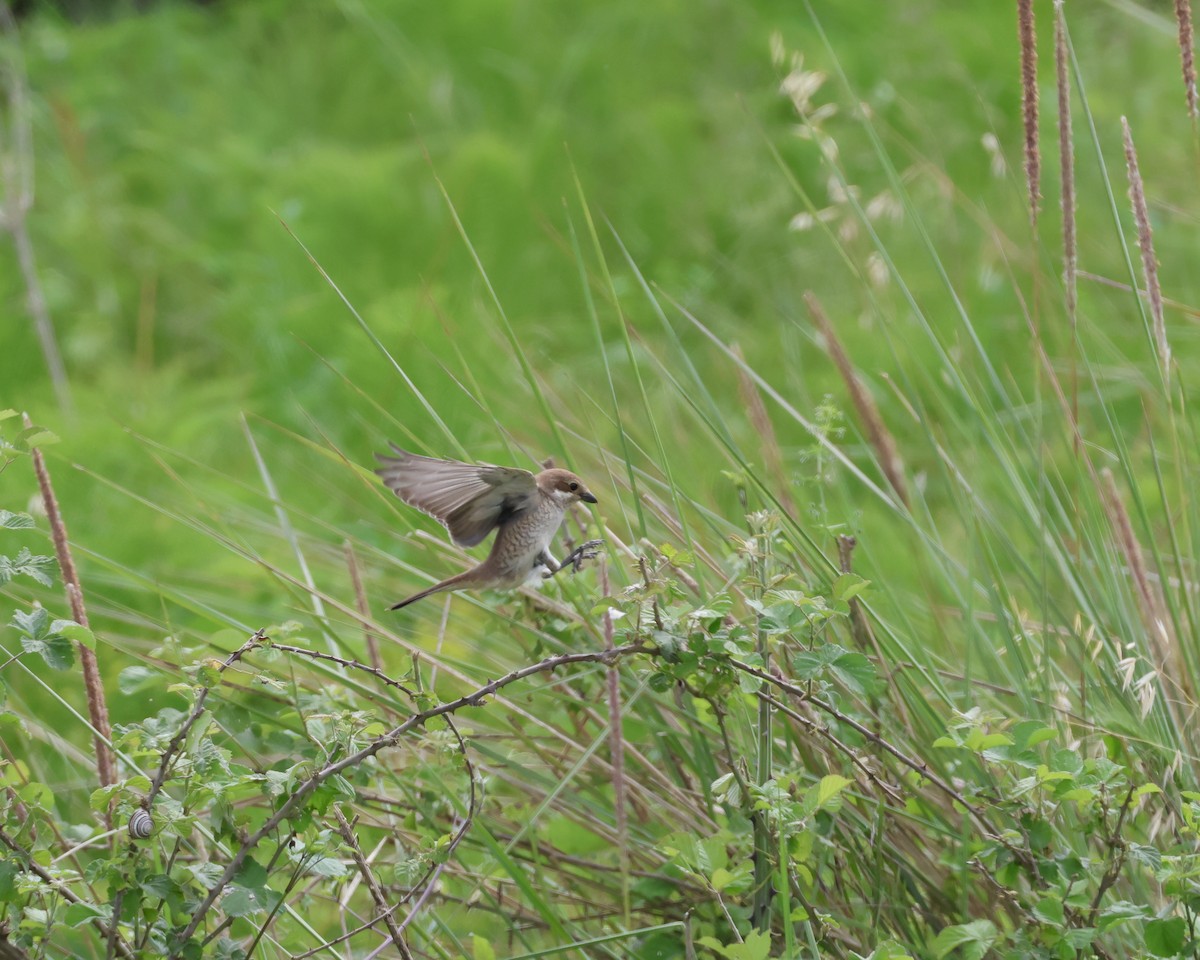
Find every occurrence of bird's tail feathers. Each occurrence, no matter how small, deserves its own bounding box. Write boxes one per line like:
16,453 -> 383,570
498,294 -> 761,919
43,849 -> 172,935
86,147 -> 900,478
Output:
389,572 -> 474,610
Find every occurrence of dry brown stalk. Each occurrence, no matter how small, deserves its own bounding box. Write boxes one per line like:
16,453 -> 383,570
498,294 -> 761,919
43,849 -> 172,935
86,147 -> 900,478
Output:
343,540 -> 381,671
0,7 -> 72,416
1175,0 -> 1199,117
838,534 -> 909,728
333,809 -> 412,960
1121,117 -> 1170,384
805,293 -> 910,508
1054,2 -> 1081,464
1054,3 -> 1077,329
599,557 -> 631,923
732,343 -> 798,518
1018,0 -> 1041,225
24,415 -> 114,788
1097,468 -> 1182,699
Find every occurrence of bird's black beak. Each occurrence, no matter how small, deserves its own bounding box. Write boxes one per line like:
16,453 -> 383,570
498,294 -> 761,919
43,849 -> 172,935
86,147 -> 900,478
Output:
581,491 -> 598,504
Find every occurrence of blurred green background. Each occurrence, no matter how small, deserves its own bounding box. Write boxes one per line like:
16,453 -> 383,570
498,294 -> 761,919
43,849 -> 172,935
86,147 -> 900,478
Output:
3,0 -> 1197,693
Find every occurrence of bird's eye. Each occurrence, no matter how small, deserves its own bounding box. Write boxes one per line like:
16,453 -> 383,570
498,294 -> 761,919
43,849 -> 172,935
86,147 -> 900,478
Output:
569,482 -> 579,491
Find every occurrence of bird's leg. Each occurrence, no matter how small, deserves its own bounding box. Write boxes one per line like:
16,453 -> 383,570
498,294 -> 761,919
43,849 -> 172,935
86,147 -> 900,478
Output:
535,549 -> 561,580
550,539 -> 605,576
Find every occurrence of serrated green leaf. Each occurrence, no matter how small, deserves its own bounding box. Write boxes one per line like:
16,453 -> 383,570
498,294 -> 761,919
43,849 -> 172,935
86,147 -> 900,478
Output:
19,782 -> 53,809
1098,901 -> 1150,932
1064,927 -> 1097,948
830,650 -> 878,696
90,783 -> 120,812
930,920 -> 998,960
233,856 -> 268,890
832,573 -> 871,602
1144,917 -> 1186,957
814,774 -> 852,809
0,861 -> 18,902
119,665 -> 161,695
0,511 -> 34,529
11,606 -> 49,639
303,855 -> 348,878
221,885 -> 267,917
1033,896 -> 1064,925
21,633 -> 74,670
729,930 -> 772,960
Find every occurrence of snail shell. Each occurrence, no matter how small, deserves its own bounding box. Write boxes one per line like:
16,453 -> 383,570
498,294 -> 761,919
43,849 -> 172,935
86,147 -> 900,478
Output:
128,808 -> 153,839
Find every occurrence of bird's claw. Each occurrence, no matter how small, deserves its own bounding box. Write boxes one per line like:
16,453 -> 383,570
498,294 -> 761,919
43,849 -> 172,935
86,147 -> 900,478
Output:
564,539 -> 605,574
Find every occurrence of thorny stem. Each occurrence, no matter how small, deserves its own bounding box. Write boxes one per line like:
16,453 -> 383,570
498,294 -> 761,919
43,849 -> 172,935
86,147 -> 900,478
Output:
0,829 -> 132,958
171,642 -> 648,955
146,630 -> 266,808
333,809 -> 408,953
26,416 -> 113,789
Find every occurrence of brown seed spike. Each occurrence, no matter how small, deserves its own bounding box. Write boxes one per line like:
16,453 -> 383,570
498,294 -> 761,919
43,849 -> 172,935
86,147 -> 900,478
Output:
1121,117 -> 1170,385
1175,0 -> 1198,118
805,293 -> 910,509
1054,3 -> 1076,330
1018,0 -> 1041,225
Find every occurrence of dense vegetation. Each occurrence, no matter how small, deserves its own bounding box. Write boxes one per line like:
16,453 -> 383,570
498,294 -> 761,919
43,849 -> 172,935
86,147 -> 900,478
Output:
3,0 -> 1200,957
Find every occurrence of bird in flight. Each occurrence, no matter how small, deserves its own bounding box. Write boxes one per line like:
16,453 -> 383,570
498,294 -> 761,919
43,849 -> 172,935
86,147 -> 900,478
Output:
376,445 -> 604,609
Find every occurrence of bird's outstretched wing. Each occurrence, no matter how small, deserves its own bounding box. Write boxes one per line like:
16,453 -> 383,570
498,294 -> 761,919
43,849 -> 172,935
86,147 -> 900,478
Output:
375,445 -> 539,547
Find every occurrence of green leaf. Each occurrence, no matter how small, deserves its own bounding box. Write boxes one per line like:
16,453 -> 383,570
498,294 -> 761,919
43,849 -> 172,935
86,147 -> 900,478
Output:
698,930 -> 772,960
0,511 -> 34,530
1127,843 -> 1162,871
53,620 -> 96,650
867,942 -> 916,960
221,885 -> 269,918
1033,896 -> 1064,925
64,901 -> 110,927
302,855 -> 347,878
18,782 -> 53,809
829,651 -> 878,696
119,665 -> 161,695
1144,917 -> 1186,957
13,426 -> 59,451
832,573 -> 871,602
11,607 -> 49,639
90,783 -> 120,812
930,920 -> 998,960
1098,901 -> 1150,932
233,856 -> 269,890
472,936 -> 497,960
1063,928 -> 1097,948
792,643 -> 878,694
728,930 -> 772,960
814,774 -> 852,810
711,867 -> 734,891
0,861 -> 18,902
20,632 -> 75,670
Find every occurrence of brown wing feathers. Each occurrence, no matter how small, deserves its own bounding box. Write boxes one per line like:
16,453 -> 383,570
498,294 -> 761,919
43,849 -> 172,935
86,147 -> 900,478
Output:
375,446 -> 538,547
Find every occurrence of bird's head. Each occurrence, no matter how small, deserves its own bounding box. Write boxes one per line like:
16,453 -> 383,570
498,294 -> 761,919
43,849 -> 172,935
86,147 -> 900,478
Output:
537,468 -> 598,506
